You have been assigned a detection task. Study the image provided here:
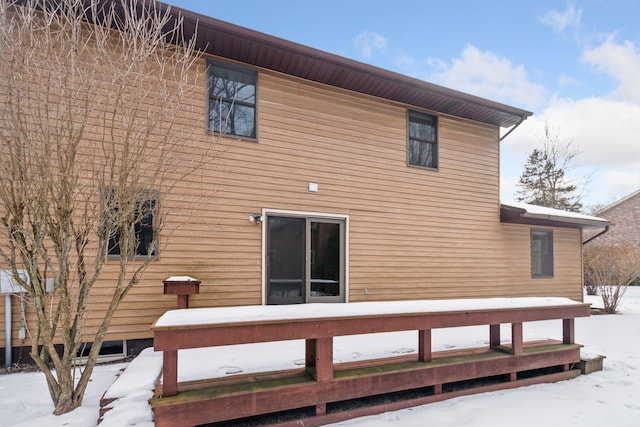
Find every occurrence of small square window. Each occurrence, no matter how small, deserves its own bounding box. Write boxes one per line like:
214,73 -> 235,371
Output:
408,110 -> 438,169
207,59 -> 257,139
531,229 -> 553,277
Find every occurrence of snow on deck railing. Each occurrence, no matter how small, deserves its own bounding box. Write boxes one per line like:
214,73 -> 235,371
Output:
153,297 -> 585,328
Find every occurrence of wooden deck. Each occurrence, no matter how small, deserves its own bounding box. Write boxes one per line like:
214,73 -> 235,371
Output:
150,299 -> 590,427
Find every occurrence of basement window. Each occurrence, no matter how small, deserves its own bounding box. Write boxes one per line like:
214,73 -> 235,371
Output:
76,340 -> 127,363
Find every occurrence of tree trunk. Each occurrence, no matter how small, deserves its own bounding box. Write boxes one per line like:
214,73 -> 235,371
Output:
53,389 -> 78,415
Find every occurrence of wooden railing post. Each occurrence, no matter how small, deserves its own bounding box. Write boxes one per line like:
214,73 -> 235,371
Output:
418,329 -> 432,362
489,324 -> 501,348
162,350 -> 178,396
511,322 -> 523,356
306,337 -> 333,381
563,318 -> 575,344
305,338 -> 316,368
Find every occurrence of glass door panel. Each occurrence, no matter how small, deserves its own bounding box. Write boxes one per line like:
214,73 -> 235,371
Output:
266,216 -> 305,304
266,215 -> 345,304
310,221 -> 341,297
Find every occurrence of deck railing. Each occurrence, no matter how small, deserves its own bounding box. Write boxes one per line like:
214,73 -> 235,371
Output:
151,298 -> 590,427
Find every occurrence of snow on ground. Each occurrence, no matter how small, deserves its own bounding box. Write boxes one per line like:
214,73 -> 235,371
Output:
2,288 -> 640,426
0,362 -> 127,427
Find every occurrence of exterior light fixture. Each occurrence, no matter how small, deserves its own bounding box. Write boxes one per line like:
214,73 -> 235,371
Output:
249,213 -> 264,224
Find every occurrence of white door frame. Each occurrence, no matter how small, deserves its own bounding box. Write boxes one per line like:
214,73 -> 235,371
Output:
261,208 -> 349,305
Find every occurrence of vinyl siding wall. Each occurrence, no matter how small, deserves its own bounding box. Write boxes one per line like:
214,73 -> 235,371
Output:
0,57 -> 584,348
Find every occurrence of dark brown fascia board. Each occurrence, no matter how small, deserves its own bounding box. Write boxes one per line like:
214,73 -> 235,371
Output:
160,2 -> 532,128
15,0 -> 532,128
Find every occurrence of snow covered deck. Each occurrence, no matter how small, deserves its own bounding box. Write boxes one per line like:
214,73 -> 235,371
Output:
150,298 -> 591,427
153,296 -> 585,327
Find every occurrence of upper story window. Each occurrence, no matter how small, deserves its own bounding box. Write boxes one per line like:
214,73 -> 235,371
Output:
207,58 -> 257,139
408,110 -> 438,169
531,229 -> 553,277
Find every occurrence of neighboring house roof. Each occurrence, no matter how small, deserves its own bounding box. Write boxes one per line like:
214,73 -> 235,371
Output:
500,201 -> 610,229
595,189 -> 640,215
583,189 -> 640,245
161,2 -> 532,129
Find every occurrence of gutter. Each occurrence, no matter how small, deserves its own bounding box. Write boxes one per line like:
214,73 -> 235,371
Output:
583,225 -> 611,245
500,202 -> 611,229
520,212 -> 608,228
499,115 -> 527,142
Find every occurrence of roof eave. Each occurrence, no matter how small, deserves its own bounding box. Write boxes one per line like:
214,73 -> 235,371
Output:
160,2 -> 532,129
500,204 -> 610,229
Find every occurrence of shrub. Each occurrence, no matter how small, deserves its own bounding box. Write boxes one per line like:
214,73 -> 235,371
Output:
583,245 -> 640,313
584,278 -> 599,296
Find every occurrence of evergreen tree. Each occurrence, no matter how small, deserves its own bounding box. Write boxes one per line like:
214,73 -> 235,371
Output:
515,124 -> 583,212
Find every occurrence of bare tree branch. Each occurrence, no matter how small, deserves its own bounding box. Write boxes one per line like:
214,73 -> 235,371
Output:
0,0 -> 205,414
515,122 -> 587,212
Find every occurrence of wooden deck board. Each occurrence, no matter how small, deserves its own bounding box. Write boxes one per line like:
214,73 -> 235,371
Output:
265,370 -> 582,427
151,343 -> 581,427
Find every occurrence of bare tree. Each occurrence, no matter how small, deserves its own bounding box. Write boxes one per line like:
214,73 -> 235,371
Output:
516,123 -> 586,212
0,0 -> 204,414
583,245 -> 640,313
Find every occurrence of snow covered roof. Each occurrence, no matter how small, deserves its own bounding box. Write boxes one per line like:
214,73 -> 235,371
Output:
500,201 -> 610,229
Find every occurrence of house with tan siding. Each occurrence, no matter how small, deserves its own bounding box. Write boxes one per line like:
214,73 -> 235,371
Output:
0,2 -> 608,362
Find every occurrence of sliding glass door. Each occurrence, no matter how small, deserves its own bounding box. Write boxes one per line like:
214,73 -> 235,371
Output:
266,217 -> 305,304
267,215 -> 345,304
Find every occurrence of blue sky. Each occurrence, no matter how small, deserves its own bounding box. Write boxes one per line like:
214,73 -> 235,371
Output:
166,1 -> 640,211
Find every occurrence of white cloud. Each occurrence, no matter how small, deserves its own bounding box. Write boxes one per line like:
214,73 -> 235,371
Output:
501,97 -> 640,207
394,53 -> 423,77
557,74 -> 581,88
541,98 -> 640,168
506,97 -> 640,168
427,45 -> 548,110
500,176 -> 518,200
354,30 -> 387,60
540,4 -> 582,36
599,170 -> 640,199
500,30 -> 640,208
582,37 -> 640,103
